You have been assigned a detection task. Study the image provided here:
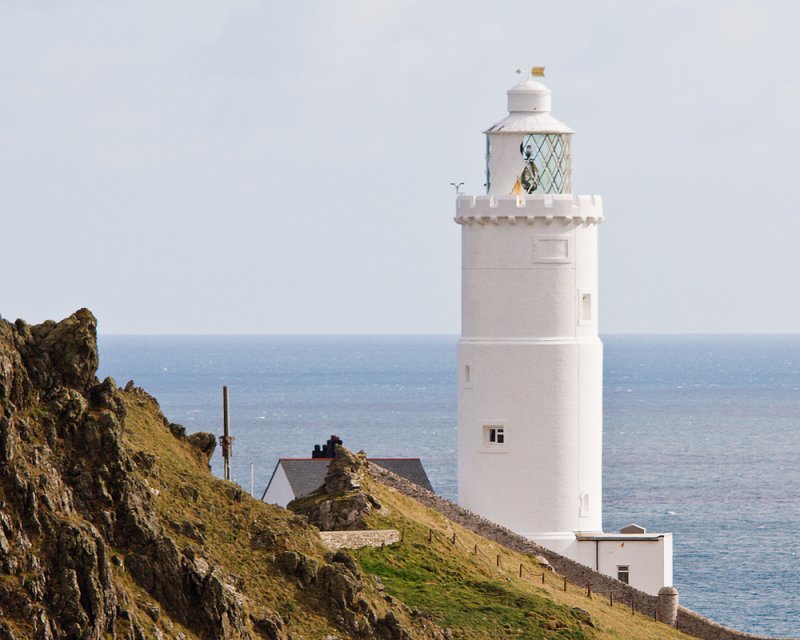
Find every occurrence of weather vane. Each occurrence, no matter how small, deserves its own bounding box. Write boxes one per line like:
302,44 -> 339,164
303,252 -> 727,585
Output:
516,66 -> 546,78
450,182 -> 464,195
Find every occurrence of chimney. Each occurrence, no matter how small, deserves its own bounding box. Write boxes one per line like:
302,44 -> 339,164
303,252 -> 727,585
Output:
311,435 -> 344,459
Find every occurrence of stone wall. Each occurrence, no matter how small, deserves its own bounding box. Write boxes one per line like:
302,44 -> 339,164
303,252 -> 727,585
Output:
369,463 -> 796,640
319,529 -> 400,550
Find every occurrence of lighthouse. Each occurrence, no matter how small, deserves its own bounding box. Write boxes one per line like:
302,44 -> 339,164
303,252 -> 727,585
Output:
456,70 -> 672,596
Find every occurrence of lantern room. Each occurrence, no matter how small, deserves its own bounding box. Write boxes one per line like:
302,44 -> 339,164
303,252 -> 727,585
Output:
484,69 -> 574,196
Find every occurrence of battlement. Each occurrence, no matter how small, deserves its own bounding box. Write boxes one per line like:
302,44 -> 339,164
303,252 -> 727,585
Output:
454,194 -> 603,226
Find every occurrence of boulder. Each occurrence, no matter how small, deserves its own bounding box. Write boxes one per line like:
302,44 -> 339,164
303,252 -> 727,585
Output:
186,431 -> 216,463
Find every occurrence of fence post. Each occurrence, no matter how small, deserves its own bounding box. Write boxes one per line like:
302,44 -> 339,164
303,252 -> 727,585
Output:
473,544 -> 477,554
563,576 -> 567,591
400,528 -> 405,543
428,529 -> 432,543
610,592 -> 613,607
587,584 -> 592,599
452,533 -> 456,544
496,555 -> 501,568
541,572 -> 545,584
519,564 -> 523,578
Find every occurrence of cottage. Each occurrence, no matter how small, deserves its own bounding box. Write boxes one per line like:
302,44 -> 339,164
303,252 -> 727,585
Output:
262,436 -> 433,507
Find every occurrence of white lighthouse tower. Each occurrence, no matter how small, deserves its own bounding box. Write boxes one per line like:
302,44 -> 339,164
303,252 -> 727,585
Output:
456,70 -> 672,596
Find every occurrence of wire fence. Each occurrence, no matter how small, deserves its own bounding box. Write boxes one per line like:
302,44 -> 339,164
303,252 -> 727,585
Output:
382,525 -> 665,623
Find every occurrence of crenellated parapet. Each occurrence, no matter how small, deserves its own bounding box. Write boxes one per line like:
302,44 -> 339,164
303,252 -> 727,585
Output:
454,194 -> 603,226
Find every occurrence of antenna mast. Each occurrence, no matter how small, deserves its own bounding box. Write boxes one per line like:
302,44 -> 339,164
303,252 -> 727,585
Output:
221,386 -> 233,481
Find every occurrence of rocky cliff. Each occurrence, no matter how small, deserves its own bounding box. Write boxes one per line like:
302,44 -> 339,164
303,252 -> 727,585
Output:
0,310 -> 445,640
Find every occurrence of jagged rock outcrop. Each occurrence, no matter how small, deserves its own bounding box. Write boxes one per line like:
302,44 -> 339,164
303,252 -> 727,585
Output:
0,310 -> 445,640
0,310 -> 250,639
288,447 -> 383,531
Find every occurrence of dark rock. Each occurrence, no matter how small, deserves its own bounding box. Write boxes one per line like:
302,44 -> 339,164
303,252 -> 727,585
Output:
126,536 -> 254,638
132,451 -> 156,473
226,485 -> 244,502
571,607 -> 595,627
318,563 -> 360,610
292,492 -> 374,531
48,521 -> 117,638
0,619 -> 16,640
115,482 -> 159,548
250,608 -> 287,639
91,377 -> 125,419
169,519 -> 206,543
198,566 -> 250,638
324,446 -> 365,494
377,609 -> 412,640
330,551 -> 359,575
167,423 -> 186,439
138,600 -> 160,622
186,431 -> 216,463
24,308 -> 99,392
276,551 -> 301,575
54,389 -> 88,423
0,416 -> 17,463
250,527 -> 278,550
176,484 -> 199,502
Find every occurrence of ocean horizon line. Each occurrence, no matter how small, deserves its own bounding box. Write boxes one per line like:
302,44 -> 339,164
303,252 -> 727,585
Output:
98,331 -> 800,338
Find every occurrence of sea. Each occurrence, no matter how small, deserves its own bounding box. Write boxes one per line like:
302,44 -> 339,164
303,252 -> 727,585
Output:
97,334 -> 800,637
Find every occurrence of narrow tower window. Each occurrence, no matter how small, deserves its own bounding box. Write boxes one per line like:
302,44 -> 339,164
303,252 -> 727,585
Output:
485,137 -> 491,193
465,363 -> 471,385
580,493 -> 590,515
579,291 -> 594,324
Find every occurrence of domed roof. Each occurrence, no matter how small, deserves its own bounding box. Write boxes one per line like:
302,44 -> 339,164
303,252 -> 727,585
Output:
508,78 -> 551,112
485,75 -> 574,135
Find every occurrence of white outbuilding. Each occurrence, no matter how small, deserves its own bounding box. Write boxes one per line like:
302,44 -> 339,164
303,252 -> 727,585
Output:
455,70 -> 672,596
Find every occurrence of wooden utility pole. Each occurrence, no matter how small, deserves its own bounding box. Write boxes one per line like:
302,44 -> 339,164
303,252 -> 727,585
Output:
222,386 -> 232,481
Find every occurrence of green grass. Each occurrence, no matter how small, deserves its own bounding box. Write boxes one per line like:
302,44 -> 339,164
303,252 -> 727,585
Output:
358,539 -> 592,639
351,474 -> 694,640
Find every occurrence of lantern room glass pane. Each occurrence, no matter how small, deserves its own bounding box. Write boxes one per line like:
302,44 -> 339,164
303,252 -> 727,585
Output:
517,133 -> 571,195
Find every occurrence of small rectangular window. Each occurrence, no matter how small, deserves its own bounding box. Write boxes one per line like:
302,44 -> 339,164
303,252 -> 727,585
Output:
487,426 -> 504,444
617,566 -> 629,584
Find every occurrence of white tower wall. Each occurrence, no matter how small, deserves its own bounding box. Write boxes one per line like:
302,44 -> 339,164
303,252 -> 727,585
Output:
456,196 -> 603,539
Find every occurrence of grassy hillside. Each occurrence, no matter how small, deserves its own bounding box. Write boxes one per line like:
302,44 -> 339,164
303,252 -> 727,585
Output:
121,388 -> 425,638
352,472 -> 692,640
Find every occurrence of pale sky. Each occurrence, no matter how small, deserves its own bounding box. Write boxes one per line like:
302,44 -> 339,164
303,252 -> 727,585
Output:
3,1 -> 799,334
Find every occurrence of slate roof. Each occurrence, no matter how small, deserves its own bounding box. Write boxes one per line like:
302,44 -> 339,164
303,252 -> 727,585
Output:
370,459 -> 434,493
279,459 -> 329,499
270,457 -> 434,501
